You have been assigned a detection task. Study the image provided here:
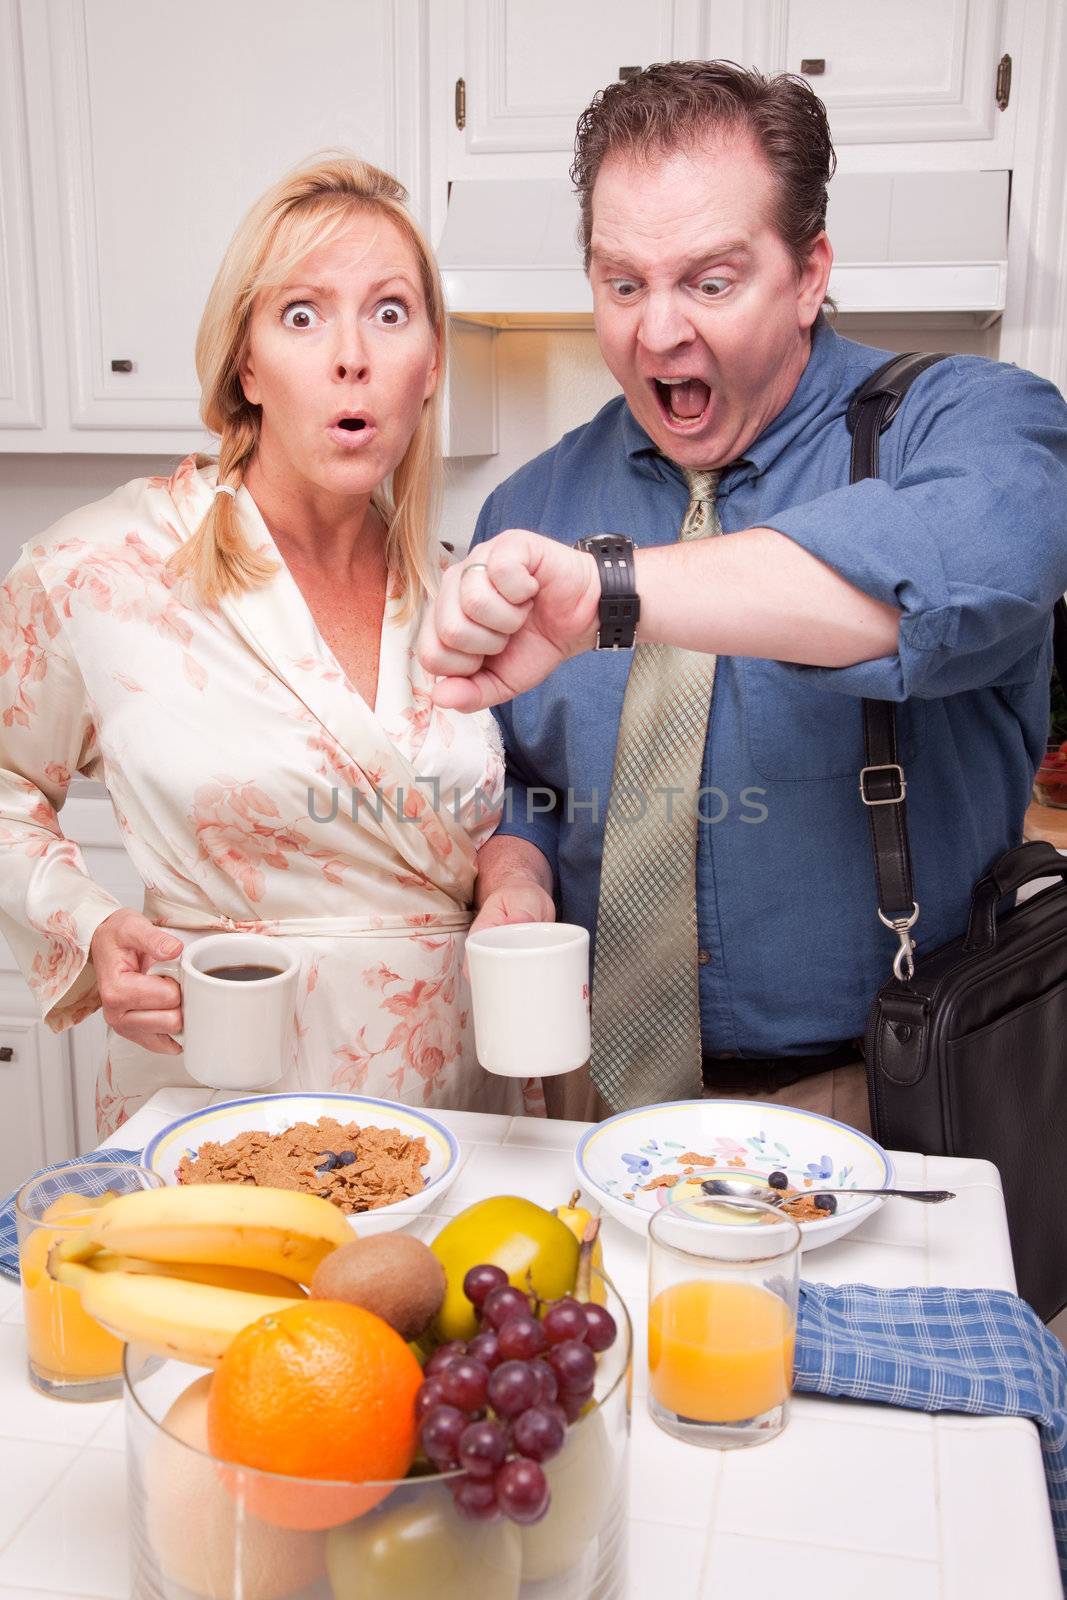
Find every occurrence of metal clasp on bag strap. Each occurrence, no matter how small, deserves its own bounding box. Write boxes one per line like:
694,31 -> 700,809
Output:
859,763 -> 906,806
878,902 -> 920,982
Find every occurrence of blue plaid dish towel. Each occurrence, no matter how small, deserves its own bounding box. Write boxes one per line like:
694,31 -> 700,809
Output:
796,1283 -> 1067,1590
0,1151 -> 141,1283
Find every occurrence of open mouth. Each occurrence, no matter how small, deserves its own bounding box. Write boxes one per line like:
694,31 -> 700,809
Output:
652,377 -> 712,430
328,413 -> 375,446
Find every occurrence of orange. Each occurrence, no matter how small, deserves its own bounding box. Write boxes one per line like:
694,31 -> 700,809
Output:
207,1300 -> 423,1530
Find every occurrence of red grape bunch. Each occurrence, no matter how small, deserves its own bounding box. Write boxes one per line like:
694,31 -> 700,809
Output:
413,1262 -> 618,1525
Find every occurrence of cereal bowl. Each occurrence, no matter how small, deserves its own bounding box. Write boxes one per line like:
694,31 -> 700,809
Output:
142,1092 -> 461,1230
575,1099 -> 893,1249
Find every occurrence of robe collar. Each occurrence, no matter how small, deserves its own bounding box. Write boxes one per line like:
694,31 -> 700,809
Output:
159,458 -> 477,898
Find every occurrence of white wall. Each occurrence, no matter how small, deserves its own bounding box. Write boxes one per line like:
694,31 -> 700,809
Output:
0,318 -> 999,568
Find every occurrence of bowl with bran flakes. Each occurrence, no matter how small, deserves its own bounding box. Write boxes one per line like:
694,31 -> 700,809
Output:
142,1092 -> 461,1230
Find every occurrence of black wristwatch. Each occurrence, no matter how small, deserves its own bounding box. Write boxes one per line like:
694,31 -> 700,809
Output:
575,534 -> 640,650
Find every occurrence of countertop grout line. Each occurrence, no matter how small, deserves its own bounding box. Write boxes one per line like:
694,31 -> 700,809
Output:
697,1433 -> 726,1592
0,1435 -> 96,1560
932,1411 -> 947,1600
702,1520 -> 943,1565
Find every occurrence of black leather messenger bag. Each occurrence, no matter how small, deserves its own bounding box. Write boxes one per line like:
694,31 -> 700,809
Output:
849,353 -> 1067,1321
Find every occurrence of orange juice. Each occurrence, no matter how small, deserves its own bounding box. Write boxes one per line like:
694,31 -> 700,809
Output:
19,1193 -> 124,1382
648,1279 -> 795,1423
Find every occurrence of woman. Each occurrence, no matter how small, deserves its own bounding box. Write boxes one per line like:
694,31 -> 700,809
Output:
0,156 -> 539,1134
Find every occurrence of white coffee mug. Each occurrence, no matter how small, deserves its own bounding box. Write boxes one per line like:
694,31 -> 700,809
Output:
466,922 -> 591,1078
151,933 -> 299,1091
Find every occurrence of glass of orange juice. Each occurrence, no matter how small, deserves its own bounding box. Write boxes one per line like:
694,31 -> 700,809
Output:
647,1195 -> 801,1449
15,1162 -> 164,1401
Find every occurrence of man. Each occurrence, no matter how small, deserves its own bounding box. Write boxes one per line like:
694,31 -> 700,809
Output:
420,61 -> 1067,1129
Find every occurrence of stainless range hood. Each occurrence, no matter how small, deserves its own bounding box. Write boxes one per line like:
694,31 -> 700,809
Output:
438,170 -> 1008,329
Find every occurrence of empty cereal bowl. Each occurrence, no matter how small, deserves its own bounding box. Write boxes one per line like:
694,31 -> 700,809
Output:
574,1099 -> 892,1249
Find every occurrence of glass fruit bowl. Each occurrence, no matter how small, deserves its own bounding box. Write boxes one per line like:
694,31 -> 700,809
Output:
1034,742 -> 1067,808
123,1212 -> 631,1600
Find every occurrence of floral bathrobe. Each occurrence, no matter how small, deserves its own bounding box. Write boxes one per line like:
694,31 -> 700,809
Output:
0,457 -> 536,1135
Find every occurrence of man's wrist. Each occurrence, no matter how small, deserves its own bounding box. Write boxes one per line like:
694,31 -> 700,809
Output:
474,835 -> 555,906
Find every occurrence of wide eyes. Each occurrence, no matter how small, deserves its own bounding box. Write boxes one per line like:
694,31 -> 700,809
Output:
374,299 -> 410,327
281,302 -> 322,330
606,276 -> 733,301
279,298 -> 412,331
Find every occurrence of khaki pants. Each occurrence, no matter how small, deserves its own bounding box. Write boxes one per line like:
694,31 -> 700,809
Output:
541,1061 -> 613,1124
543,1057 -> 872,1135
702,1060 -> 872,1135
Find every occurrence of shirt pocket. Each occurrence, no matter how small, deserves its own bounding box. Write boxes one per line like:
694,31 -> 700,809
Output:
742,659 -> 928,781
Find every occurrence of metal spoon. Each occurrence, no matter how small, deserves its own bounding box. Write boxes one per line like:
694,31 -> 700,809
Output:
700,1177 -> 955,1208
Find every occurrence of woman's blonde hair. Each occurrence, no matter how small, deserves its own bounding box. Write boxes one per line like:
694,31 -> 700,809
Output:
169,154 -> 446,617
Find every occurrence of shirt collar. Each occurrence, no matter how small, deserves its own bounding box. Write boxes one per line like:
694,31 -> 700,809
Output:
622,314 -> 848,485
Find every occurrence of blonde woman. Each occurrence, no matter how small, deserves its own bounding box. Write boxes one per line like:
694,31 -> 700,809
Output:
0,156 -> 538,1134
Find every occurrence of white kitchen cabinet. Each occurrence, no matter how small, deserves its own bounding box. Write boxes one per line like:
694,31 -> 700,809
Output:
438,0 -> 696,182
4,0 -> 431,452
0,983 -> 75,1196
0,786 -> 146,1180
726,0 -> 1020,165
0,0 -> 43,430
437,0 -> 1023,192
0,0 -> 1046,454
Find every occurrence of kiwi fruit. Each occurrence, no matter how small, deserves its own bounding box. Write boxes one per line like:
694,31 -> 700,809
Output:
310,1234 -> 446,1341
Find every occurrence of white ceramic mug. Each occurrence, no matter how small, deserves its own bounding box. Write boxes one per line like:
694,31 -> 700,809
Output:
465,922 -> 591,1078
151,933 -> 299,1091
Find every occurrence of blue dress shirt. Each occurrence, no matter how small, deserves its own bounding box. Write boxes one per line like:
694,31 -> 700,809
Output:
471,318 -> 1067,1057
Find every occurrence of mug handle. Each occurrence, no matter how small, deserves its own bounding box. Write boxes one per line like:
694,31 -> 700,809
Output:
146,956 -> 185,1048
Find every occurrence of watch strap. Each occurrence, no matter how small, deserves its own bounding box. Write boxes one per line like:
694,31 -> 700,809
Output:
576,535 -> 640,649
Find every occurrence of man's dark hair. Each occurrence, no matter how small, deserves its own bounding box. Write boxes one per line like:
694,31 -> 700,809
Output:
570,59 -> 837,278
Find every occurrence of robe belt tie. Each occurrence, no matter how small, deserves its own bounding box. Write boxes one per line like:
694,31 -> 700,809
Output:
142,893 -> 471,939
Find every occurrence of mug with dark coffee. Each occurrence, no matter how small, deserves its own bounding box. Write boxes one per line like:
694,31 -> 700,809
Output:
150,933 -> 299,1090
204,964 -> 285,983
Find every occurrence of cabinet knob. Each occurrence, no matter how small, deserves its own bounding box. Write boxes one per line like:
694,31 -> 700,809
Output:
800,58 -> 826,75
618,66 -> 641,81
110,359 -> 134,373
0,1046 -> 13,1061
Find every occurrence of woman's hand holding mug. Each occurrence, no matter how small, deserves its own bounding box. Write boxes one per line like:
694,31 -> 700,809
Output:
89,909 -> 185,1055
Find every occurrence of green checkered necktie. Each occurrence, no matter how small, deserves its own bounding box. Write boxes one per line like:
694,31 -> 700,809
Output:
589,469 -> 722,1111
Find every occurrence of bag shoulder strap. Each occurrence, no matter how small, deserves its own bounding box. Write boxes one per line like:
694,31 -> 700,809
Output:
849,351 -> 1067,975
847,352 -> 952,484
848,353 -> 949,977
1054,591 -> 1067,697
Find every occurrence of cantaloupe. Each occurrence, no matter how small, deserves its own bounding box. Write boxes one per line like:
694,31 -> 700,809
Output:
144,1373 -> 326,1600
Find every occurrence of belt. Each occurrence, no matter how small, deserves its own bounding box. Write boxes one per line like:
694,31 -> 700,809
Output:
142,892 -> 470,939
701,1040 -> 863,1094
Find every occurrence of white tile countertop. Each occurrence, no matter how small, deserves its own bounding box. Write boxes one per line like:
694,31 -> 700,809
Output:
0,1088 -> 1060,1599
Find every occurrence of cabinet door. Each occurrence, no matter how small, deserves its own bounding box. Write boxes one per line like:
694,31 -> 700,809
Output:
35,0 -> 426,436
0,998 -> 75,1193
443,0 -> 1020,183
444,0 -> 707,178
716,0 -> 1017,160
0,0 -> 43,429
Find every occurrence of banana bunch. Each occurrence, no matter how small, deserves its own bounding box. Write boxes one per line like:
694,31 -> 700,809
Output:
47,1183 -> 353,1368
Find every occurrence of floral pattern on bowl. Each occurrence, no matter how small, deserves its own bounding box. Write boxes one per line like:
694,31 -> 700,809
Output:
613,1134 -> 854,1206
575,1099 -> 893,1249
